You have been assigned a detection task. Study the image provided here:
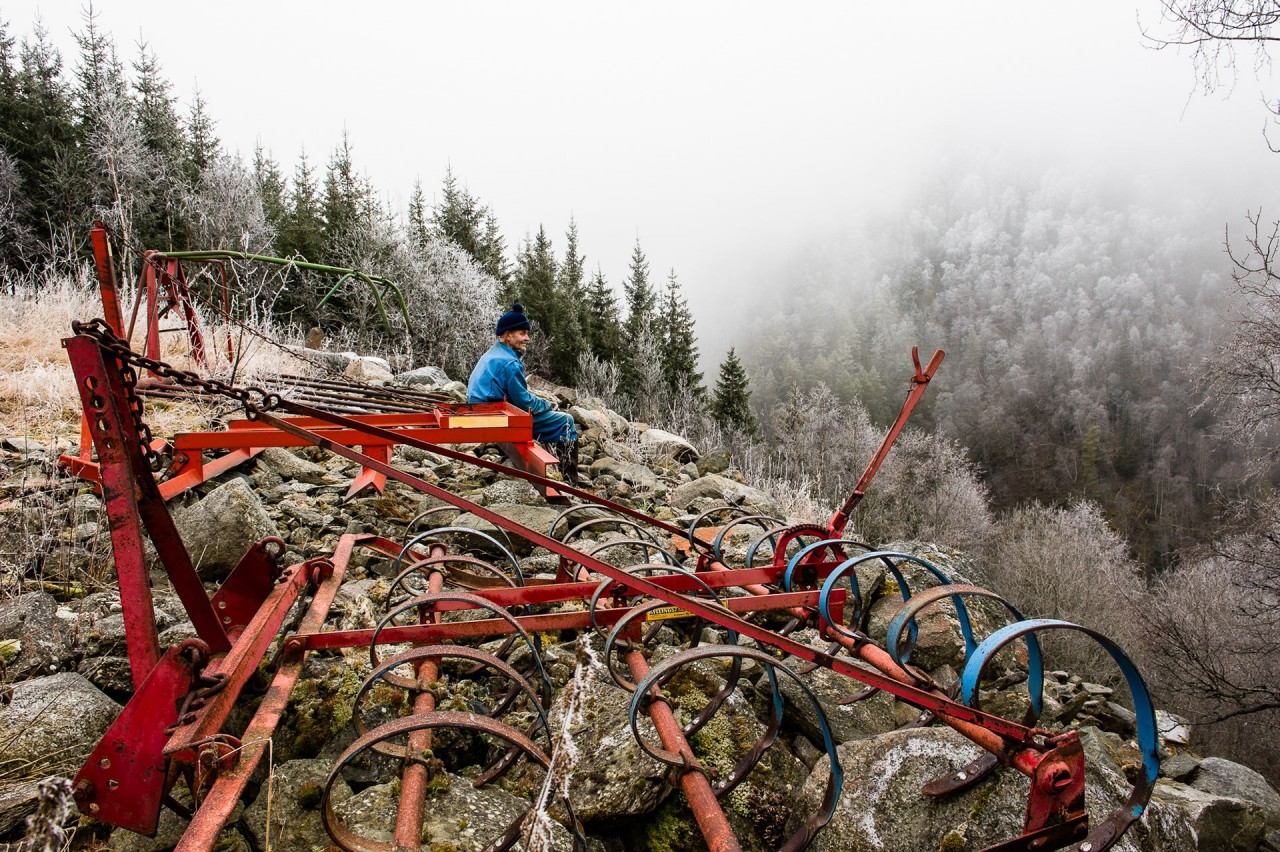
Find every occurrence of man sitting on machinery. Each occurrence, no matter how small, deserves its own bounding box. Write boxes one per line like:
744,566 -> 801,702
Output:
467,303 -> 580,484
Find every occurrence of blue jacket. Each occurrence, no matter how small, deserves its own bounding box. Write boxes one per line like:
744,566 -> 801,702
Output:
466,342 -> 552,415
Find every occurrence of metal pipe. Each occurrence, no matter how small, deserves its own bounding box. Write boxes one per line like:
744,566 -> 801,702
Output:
392,546 -> 446,849
625,649 -> 742,852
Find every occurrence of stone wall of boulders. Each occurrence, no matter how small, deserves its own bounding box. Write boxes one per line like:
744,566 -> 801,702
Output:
0,364 -> 1277,851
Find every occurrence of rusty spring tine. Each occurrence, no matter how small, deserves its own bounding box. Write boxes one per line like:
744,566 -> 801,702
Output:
961,620 -> 1159,852
397,526 -> 524,586
387,554 -> 518,600
589,565 -> 745,740
322,710 -> 584,852
587,564 -> 733,645
781,538 -> 877,591
631,646 -> 775,802
685,502 -> 749,534
817,551 -> 974,656
351,644 -> 551,759
886,584 -> 1044,721
597,568 -> 739,692
369,591 -> 552,701
561,515 -> 665,548
546,503 -> 613,540
684,503 -> 756,551
744,523 -> 830,569
405,504 -> 463,534
707,514 -> 784,562
630,645 -> 844,850
585,537 -> 682,568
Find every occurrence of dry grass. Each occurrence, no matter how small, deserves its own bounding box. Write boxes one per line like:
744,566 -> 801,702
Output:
0,269 -> 310,445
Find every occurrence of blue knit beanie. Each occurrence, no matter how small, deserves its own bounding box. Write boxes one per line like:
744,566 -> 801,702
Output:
496,303 -> 532,336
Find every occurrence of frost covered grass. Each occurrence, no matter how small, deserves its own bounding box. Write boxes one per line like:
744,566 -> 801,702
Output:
0,267 -> 311,444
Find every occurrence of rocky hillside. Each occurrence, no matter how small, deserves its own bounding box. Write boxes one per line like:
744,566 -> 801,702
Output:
0,355 -> 1277,852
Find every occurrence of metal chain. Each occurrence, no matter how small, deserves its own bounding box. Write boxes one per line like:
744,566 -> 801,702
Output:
73,319 -> 279,441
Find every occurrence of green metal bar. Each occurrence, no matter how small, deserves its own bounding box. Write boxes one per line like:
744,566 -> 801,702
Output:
157,250 -> 411,333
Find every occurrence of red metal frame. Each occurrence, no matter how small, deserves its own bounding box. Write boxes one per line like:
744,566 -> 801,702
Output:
65,321 -> 1109,852
63,227 -> 565,500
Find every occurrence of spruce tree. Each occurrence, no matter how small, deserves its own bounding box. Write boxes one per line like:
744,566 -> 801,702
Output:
321,131 -> 368,264
620,238 -> 658,396
251,143 -> 287,241
622,238 -> 656,343
279,148 -> 324,260
552,217 -> 587,382
11,21 -> 79,240
510,226 -> 574,378
131,40 -> 185,249
73,5 -> 127,129
711,347 -> 758,437
583,267 -> 622,363
407,179 -> 430,251
0,17 -> 16,140
432,165 -> 507,283
659,268 -> 702,396
183,86 -> 219,184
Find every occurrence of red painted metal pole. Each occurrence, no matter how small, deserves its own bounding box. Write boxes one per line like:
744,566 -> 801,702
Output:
829,347 -> 944,536
65,336 -> 161,685
392,546 -> 446,849
175,542 -> 350,852
626,649 -> 742,852
90,222 -> 126,338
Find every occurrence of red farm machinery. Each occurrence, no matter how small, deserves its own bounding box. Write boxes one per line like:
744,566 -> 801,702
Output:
55,226 -> 1159,852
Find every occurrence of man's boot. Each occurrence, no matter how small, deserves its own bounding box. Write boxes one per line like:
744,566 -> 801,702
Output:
553,440 -> 580,486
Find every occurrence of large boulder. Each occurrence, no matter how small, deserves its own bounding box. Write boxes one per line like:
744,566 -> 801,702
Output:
395,365 -> 450,387
639,428 -> 699,463
1187,756 -> 1280,830
547,643 -> 670,822
791,726 -> 1198,852
668,474 -> 781,517
344,357 -> 394,384
243,758 -> 353,851
0,673 -> 119,775
588,457 -> 660,492
171,478 -> 281,579
1153,781 -> 1267,851
450,504 -> 566,556
258,448 -> 335,486
334,775 -> 575,851
0,593 -> 75,679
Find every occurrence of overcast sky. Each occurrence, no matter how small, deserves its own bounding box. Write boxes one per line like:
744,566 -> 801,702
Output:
8,2 -> 1280,356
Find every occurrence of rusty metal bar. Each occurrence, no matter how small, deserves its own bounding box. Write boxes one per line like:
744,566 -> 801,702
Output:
392,547 -> 446,848
252,409 -> 1039,747
626,649 -> 742,852
173,542 -> 349,852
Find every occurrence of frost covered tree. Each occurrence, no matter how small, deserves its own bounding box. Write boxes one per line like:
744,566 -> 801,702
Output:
620,238 -> 658,397
0,145 -> 37,271
583,266 -> 622,364
658,269 -> 701,397
181,152 -> 273,254
401,234 -> 501,378
710,347 -> 757,437
431,165 -> 507,283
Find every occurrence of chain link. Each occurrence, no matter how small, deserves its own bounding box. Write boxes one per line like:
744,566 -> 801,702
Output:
72,319 -> 281,466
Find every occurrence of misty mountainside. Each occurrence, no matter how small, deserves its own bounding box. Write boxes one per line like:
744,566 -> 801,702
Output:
742,168 -> 1239,573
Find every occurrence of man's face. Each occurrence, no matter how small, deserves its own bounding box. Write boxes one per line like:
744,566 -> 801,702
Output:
501,328 -> 530,354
